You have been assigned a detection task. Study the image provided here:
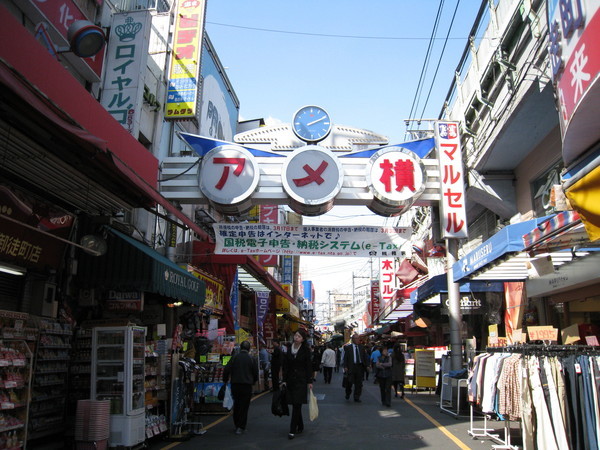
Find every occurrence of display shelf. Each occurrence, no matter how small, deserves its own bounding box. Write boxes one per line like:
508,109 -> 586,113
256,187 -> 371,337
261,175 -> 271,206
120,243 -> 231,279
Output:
144,340 -> 169,439
0,339 -> 33,449
27,317 -> 72,443
67,327 -> 92,413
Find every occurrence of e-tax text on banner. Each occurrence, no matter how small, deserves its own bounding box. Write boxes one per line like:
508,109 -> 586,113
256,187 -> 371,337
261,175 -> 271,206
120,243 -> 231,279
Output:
213,223 -> 411,258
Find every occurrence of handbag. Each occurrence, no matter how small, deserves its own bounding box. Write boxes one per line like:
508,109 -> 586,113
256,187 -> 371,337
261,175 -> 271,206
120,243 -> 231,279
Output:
271,387 -> 290,416
342,374 -> 348,388
308,388 -> 318,421
217,384 -> 226,401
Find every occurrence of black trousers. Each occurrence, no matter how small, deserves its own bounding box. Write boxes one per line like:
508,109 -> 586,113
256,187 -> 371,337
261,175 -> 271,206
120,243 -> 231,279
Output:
323,367 -> 333,383
231,383 -> 252,430
378,377 -> 392,405
345,366 -> 365,399
290,404 -> 304,433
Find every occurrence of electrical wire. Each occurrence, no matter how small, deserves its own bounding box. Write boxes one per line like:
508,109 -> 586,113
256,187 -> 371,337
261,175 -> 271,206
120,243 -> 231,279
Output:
418,0 -> 462,120
157,157 -> 202,182
206,21 -> 470,41
407,0 -> 446,126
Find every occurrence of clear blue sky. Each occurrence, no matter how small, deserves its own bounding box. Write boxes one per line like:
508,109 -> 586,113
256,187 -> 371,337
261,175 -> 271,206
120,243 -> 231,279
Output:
205,0 -> 482,144
204,1 -> 482,315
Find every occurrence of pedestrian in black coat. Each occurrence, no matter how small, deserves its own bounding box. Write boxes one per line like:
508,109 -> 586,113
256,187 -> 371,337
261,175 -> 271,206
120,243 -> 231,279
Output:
223,340 -> 258,435
282,329 -> 313,440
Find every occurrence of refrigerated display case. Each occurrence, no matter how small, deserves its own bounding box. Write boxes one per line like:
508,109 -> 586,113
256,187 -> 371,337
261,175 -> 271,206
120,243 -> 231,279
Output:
91,326 -> 146,447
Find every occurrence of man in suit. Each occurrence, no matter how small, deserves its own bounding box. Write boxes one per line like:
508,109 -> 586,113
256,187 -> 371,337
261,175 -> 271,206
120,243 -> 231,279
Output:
343,334 -> 369,402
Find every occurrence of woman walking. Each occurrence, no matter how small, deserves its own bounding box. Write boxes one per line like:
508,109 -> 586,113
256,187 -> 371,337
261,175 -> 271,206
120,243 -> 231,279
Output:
282,329 -> 313,440
375,347 -> 393,407
392,344 -> 406,398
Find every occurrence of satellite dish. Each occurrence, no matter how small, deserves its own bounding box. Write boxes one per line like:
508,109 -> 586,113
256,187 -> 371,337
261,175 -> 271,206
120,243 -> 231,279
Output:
80,234 -> 107,256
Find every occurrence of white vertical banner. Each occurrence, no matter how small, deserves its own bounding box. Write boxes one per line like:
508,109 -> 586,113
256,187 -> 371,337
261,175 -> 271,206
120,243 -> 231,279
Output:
100,11 -> 152,138
379,258 -> 397,311
435,121 -> 468,239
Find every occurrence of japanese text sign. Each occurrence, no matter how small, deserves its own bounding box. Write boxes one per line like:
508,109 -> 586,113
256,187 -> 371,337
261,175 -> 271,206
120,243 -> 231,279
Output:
165,0 -> 206,119
367,147 -> 426,208
199,145 -> 260,206
258,205 -> 279,267
370,280 -> 381,321
379,258 -> 397,310
213,223 -> 411,258
100,11 -> 151,137
282,146 -> 344,213
435,122 -> 468,239
548,0 -> 599,143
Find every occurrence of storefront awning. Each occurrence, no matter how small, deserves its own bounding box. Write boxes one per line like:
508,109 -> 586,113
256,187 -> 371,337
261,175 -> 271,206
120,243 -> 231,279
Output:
0,9 -> 211,242
78,228 -> 205,305
522,211 -> 586,251
411,274 -> 504,304
376,288 -> 415,324
452,217 -> 550,282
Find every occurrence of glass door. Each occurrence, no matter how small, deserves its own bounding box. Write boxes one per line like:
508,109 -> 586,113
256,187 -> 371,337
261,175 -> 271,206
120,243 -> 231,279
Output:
129,327 -> 146,415
93,328 -> 125,415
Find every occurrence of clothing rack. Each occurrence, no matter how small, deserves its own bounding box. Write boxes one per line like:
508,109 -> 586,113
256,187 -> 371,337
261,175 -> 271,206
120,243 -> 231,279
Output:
485,344 -> 600,355
468,407 -> 519,450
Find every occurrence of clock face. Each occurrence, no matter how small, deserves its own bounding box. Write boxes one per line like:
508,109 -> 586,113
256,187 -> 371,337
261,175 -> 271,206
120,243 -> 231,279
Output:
292,106 -> 332,143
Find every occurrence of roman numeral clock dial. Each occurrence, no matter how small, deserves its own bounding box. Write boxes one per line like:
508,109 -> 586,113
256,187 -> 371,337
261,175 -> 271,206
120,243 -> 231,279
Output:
292,106 -> 332,143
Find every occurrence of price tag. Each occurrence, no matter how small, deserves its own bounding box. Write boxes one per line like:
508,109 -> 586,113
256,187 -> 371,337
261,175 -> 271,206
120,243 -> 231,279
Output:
159,422 -> 167,433
0,360 -> 9,367
13,359 -> 25,367
575,363 -> 582,374
153,425 -> 161,435
528,326 -> 558,341
146,427 -> 154,438
4,381 -> 17,389
1,402 -> 15,409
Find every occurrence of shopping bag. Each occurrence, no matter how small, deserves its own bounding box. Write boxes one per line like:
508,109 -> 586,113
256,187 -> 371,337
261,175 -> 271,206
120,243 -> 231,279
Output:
217,384 -> 226,401
271,386 -> 289,416
308,388 -> 318,421
222,385 -> 233,410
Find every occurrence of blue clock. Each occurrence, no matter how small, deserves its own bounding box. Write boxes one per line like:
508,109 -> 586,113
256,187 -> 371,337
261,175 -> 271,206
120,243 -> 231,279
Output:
292,105 -> 332,143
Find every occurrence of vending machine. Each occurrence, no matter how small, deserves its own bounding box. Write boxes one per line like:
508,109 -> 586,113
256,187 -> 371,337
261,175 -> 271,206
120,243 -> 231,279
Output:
91,326 -> 146,447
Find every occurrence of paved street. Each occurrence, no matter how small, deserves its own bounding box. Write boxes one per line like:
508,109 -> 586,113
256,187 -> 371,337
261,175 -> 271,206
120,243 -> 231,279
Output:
150,370 -> 518,450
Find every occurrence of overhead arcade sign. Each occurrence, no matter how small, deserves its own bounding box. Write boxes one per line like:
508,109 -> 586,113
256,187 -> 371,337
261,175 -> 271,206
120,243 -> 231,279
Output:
161,110 -> 467,238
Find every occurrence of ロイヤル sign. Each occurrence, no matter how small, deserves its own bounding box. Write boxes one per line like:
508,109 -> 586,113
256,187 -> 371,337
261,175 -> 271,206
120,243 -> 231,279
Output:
213,223 -> 411,258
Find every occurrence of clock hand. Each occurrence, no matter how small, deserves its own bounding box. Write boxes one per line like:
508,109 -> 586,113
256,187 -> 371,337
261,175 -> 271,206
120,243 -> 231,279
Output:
307,116 -> 327,126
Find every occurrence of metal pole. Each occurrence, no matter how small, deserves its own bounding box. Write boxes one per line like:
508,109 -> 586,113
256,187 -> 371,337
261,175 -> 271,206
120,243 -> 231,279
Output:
445,238 -> 463,371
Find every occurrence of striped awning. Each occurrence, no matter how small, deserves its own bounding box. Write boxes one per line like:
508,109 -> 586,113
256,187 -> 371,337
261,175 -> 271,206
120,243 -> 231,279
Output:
522,211 -> 582,250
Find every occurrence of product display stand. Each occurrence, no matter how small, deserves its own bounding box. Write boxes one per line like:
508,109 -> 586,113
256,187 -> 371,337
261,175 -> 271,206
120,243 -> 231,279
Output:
0,339 -> 33,449
27,317 -> 72,442
439,374 -> 468,418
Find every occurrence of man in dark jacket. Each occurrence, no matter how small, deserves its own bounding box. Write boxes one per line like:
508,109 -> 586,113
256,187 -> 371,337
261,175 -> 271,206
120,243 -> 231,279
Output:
223,340 -> 258,435
343,334 -> 369,402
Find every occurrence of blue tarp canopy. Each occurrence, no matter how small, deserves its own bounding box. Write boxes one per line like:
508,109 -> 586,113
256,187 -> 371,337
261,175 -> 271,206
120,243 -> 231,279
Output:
452,217 -> 550,282
410,274 -> 504,304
